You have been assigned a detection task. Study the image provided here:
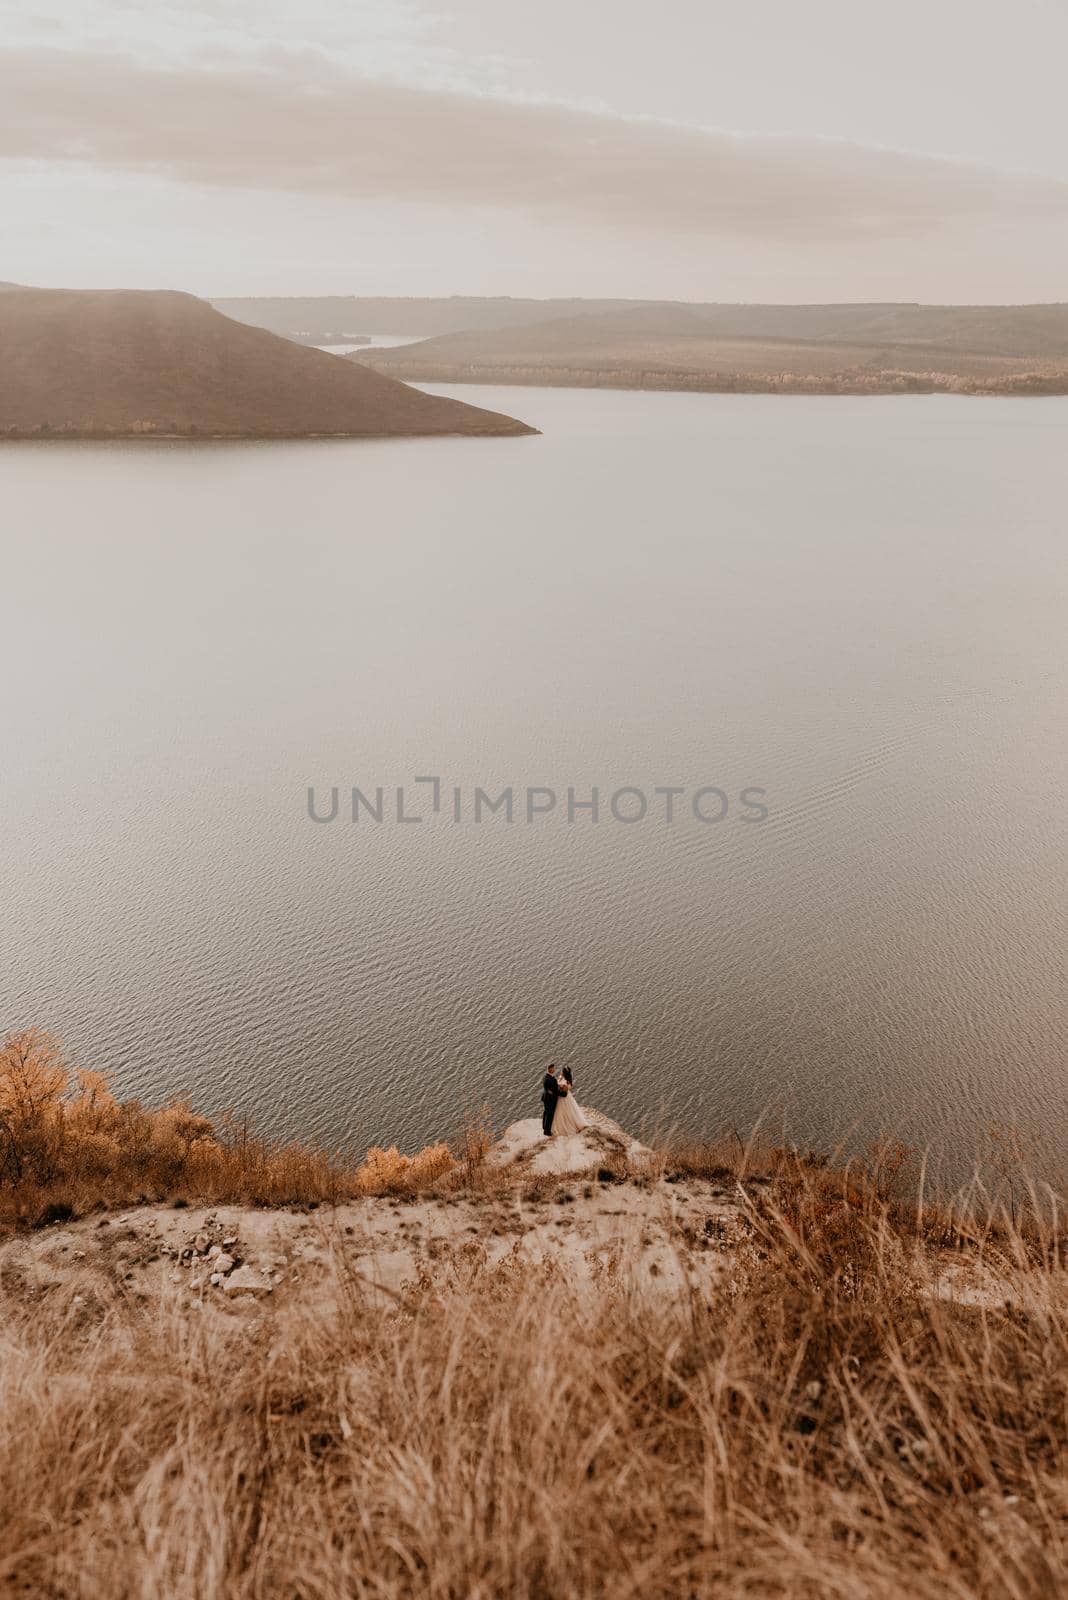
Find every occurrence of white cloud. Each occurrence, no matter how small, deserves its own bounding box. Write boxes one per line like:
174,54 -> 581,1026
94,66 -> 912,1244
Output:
3,48 -> 1066,247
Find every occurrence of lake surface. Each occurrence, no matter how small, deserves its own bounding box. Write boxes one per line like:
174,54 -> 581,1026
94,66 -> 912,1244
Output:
3,388 -> 1066,1179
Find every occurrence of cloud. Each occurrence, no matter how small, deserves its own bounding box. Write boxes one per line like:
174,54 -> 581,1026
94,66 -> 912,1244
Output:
3,48 -> 1067,243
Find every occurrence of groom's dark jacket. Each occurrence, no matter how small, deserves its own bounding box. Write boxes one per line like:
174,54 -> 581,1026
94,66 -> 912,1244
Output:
541,1073 -> 559,1133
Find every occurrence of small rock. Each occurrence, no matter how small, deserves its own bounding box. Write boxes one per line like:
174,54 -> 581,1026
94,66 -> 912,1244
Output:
224,1265 -> 273,1297
222,1235 -> 238,1249
193,1233 -> 209,1254
209,1272 -> 223,1287
212,1253 -> 235,1275
803,1380 -> 823,1403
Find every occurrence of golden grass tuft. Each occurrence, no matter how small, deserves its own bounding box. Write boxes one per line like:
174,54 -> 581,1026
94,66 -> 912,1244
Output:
354,1141 -> 457,1194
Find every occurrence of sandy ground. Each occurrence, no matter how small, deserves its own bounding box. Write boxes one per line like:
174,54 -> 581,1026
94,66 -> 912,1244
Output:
0,1181 -> 747,1317
0,1118 -> 749,1316
0,1117 -> 1053,1318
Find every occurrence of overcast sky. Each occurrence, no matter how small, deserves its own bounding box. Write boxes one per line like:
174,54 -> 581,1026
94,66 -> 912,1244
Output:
3,0 -> 1068,299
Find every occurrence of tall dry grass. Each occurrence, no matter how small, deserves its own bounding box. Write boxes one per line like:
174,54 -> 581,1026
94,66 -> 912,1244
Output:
2,1030 -> 1068,1594
1,1182 -> 1066,1597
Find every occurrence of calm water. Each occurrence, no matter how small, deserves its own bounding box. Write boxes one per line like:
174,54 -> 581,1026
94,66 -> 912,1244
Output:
3,388 -> 1066,1177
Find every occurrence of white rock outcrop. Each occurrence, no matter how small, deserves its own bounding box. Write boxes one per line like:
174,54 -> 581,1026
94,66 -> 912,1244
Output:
486,1109 -> 649,1177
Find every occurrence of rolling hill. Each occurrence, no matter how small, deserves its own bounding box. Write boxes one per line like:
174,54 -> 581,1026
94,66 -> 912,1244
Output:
0,287 -> 535,438
348,300 -> 1068,398
210,294 -> 643,340
355,301 -> 1068,395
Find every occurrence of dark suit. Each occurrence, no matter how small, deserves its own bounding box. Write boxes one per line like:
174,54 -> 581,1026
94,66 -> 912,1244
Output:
541,1073 -> 559,1136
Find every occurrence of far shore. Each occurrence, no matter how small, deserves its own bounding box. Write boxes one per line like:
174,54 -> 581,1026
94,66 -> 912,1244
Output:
358,357 -> 1068,397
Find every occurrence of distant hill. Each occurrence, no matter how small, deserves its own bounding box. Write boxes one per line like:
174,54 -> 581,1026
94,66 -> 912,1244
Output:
352,300 -> 1068,396
0,288 -> 534,439
210,295 -> 643,340
212,294 -> 1068,355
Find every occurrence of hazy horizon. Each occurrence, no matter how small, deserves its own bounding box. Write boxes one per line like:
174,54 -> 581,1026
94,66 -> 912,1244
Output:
4,1 -> 1068,301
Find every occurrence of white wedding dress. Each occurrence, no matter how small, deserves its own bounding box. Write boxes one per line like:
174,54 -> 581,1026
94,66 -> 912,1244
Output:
551,1083 -> 588,1136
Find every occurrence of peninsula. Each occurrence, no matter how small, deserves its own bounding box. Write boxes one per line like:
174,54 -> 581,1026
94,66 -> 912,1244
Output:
0,286 -> 535,439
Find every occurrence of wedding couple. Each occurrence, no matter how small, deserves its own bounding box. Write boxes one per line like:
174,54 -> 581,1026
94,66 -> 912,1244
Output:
540,1063 -> 588,1137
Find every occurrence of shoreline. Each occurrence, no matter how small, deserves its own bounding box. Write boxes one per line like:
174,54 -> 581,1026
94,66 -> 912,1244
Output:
359,358 -> 1068,396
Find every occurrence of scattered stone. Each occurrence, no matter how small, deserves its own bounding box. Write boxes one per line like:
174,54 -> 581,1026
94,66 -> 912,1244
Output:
209,1273 -> 223,1287
224,1266 -> 273,1297
803,1380 -> 823,1403
222,1236 -> 238,1249
193,1233 -> 209,1254
212,1253 -> 236,1275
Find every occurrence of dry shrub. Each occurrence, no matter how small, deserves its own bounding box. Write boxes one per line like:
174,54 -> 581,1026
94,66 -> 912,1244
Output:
453,1102 -> 495,1175
0,1029 -> 459,1222
354,1141 -> 457,1195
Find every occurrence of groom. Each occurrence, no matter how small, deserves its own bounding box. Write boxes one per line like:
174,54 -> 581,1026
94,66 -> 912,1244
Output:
541,1063 -> 559,1137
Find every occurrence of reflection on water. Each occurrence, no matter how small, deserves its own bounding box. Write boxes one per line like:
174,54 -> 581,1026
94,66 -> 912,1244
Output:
318,334 -> 428,353
2,389 -> 1066,1179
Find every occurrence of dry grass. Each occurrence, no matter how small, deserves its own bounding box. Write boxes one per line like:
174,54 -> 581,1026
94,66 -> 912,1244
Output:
1,1189 -> 1066,1597
0,1030 -> 364,1222
2,1029 -> 1067,1594
0,1034 -> 503,1223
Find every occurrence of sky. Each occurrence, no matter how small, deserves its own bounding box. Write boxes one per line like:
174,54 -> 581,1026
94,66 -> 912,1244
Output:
2,0 -> 1068,300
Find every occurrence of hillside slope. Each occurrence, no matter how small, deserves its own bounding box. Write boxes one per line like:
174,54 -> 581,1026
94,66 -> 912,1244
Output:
0,287 -> 534,438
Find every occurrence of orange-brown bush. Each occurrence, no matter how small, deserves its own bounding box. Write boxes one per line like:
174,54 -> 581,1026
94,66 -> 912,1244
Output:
0,1031 -> 479,1224
354,1141 -> 457,1193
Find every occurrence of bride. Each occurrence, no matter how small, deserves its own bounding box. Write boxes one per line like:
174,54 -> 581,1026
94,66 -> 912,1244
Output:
551,1066 -> 588,1136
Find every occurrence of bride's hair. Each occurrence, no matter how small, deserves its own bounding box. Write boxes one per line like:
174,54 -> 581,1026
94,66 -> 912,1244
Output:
561,1066 -> 573,1085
